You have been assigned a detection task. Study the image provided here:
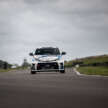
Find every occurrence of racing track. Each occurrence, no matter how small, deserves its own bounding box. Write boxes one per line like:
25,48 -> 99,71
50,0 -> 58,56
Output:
0,68 -> 108,108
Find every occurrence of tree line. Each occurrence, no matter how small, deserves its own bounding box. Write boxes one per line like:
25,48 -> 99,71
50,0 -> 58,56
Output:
0,60 -> 12,69
0,59 -> 30,70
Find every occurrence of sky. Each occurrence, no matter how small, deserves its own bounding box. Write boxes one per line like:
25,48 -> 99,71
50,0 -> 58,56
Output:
0,0 -> 108,65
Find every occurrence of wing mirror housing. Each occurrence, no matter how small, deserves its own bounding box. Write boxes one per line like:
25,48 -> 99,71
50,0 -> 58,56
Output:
61,51 -> 66,55
29,52 -> 34,56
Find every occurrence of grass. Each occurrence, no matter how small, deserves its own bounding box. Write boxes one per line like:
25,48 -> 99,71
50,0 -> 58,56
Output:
0,69 -> 15,72
65,55 -> 108,67
81,55 -> 108,65
0,67 -> 29,73
77,66 -> 108,76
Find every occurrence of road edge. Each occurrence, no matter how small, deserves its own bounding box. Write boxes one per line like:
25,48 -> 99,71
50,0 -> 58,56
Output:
73,68 -> 108,78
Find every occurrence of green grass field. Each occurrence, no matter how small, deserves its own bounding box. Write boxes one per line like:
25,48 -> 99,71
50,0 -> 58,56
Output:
65,55 -> 108,67
80,55 -> 108,65
0,67 -> 29,73
0,69 -> 14,72
77,66 -> 108,76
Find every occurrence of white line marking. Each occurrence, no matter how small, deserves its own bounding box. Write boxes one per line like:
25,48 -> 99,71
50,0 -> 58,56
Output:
73,68 -> 108,78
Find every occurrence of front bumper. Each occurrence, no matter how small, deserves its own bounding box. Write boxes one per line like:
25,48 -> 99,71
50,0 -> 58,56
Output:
31,62 -> 64,72
31,69 -> 64,72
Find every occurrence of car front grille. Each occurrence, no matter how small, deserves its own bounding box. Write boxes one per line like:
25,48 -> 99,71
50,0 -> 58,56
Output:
37,62 -> 59,70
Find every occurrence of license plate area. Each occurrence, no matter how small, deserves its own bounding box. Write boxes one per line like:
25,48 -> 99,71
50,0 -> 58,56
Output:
45,64 -> 50,68
37,62 -> 58,70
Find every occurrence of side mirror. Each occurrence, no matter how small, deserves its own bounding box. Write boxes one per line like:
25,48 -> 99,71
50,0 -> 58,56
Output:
29,52 -> 34,56
61,51 -> 66,55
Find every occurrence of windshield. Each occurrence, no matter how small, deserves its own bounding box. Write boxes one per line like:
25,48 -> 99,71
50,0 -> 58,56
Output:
35,48 -> 60,55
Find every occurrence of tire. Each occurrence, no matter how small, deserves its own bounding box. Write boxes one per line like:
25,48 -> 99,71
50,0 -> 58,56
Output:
60,69 -> 65,73
31,71 -> 36,74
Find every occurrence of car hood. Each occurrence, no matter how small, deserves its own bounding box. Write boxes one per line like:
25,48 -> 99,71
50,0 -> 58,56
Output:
33,55 -> 61,62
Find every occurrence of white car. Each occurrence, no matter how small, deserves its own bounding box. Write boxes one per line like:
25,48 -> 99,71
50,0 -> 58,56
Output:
29,47 -> 66,74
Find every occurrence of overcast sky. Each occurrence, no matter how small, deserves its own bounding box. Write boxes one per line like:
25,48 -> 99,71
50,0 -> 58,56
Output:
0,0 -> 108,65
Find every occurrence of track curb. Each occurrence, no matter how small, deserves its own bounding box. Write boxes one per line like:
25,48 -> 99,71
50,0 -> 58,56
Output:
73,68 -> 108,78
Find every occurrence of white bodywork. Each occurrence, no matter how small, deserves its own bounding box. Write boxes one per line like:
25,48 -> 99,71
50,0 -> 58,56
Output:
31,55 -> 64,71
30,47 -> 65,73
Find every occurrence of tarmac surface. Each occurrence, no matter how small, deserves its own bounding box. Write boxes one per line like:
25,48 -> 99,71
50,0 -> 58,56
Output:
0,68 -> 108,108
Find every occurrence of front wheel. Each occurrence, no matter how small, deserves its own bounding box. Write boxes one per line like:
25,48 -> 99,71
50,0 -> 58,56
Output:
31,71 -> 36,74
60,70 -> 65,73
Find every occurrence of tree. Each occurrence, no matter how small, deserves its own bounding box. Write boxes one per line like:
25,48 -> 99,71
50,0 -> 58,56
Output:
22,59 -> 30,68
0,60 -> 12,69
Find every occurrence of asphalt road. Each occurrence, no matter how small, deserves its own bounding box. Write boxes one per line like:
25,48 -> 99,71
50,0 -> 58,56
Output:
0,68 -> 108,108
